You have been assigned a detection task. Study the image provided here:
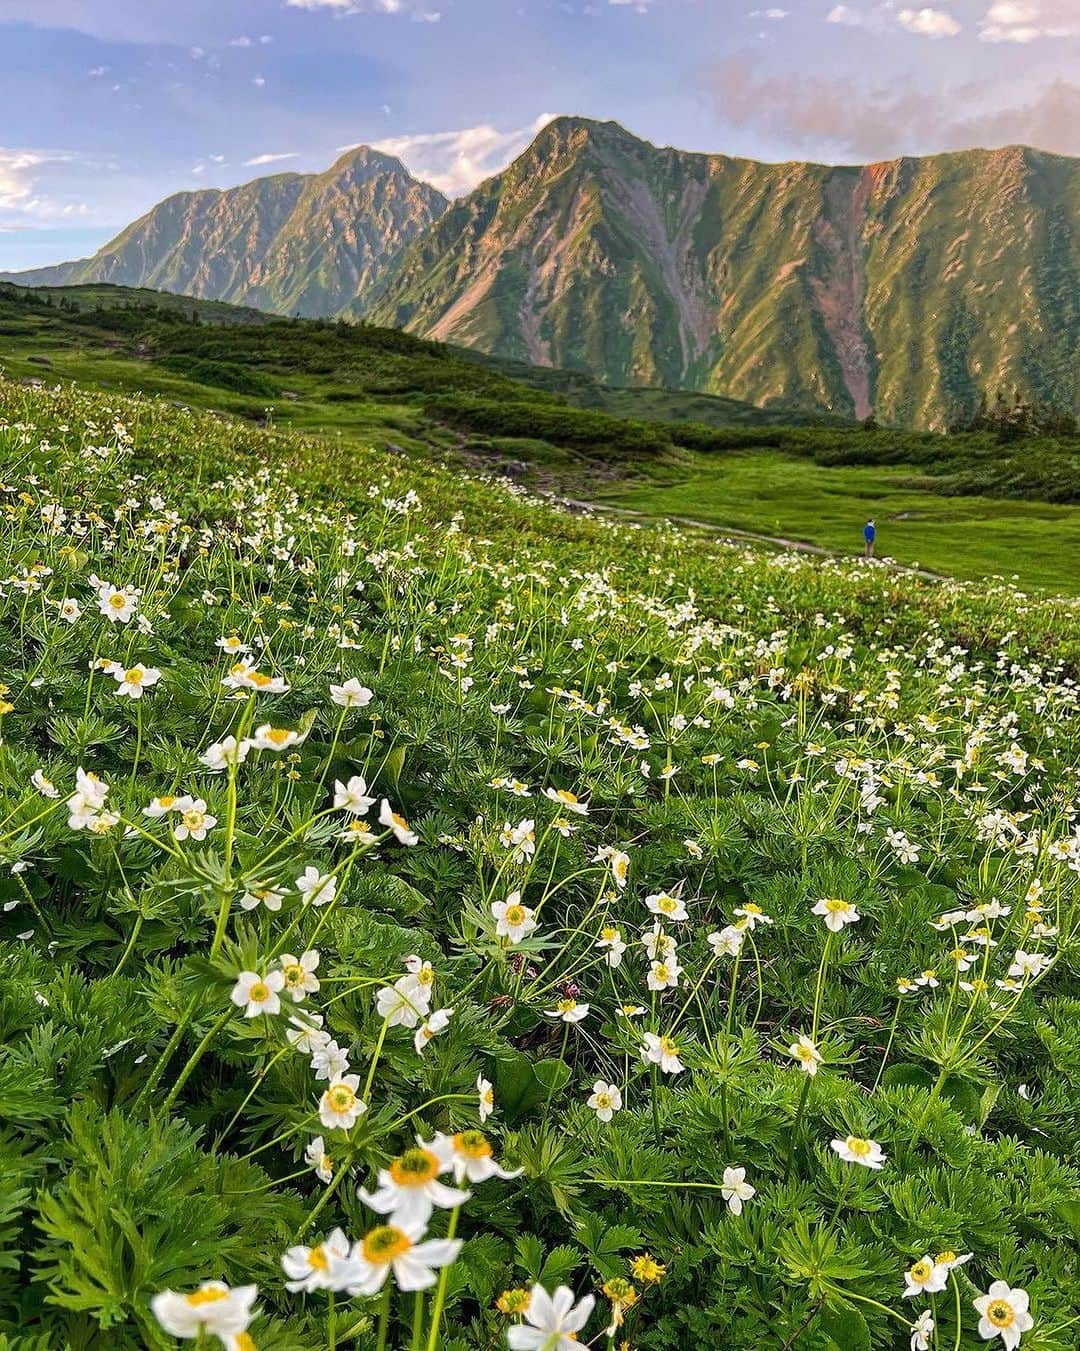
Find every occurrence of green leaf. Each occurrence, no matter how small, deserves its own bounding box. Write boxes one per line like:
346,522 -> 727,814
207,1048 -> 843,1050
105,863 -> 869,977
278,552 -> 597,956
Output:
819,1305 -> 870,1351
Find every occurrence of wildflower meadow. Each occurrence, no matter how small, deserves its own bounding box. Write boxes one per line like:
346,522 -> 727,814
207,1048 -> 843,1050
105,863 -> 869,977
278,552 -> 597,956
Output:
1,380 -> 1079,1350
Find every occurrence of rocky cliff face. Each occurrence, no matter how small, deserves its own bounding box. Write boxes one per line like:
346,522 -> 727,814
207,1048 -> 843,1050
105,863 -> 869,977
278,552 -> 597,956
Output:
4,147 -> 448,318
361,118 -> 1080,426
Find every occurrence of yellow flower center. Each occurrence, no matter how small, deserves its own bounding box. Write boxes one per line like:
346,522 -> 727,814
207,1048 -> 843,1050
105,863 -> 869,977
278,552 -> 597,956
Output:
453,1130 -> 492,1160
389,1147 -> 440,1186
249,981 -> 270,1003
124,667 -> 143,684
328,1084 -> 356,1113
595,1093 -> 612,1110
248,672 -> 274,688
659,1036 -> 678,1056
182,809 -> 205,830
909,1260 -> 932,1284
234,1334 -> 256,1351
108,593 -> 127,609
823,897 -> 849,913
987,1301 -> 1014,1329
362,1225 -> 412,1264
265,728 -> 292,746
185,1287 -> 229,1307
847,1137 -> 873,1157
936,1251 -> 956,1266
309,1245 -> 329,1272
390,810 -> 409,830
283,964 -> 303,987
556,999 -> 576,1014
159,795 -> 176,808
656,897 -> 677,913
504,905 -> 526,926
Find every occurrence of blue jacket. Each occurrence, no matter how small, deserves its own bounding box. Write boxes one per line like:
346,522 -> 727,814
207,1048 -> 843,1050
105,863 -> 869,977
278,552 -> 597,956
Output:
864,523 -> 876,542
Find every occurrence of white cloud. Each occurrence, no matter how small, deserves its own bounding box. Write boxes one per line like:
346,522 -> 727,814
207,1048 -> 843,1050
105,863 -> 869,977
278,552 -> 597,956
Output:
980,1 -> 1080,42
366,114 -> 558,196
252,75 -> 266,87
898,8 -> 961,37
228,35 -> 253,47
285,0 -> 441,15
0,150 -> 44,209
826,5 -> 867,25
243,152 -> 301,166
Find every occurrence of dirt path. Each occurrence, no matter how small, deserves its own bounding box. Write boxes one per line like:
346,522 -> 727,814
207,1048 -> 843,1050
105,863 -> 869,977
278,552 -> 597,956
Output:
551,494 -> 945,582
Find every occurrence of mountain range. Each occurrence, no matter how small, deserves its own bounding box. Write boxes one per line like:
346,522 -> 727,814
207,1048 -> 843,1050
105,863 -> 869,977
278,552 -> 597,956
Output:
5,116 -> 1078,428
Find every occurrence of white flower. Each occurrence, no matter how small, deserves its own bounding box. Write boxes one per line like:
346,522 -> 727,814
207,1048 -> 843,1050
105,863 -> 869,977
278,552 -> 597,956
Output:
609,849 -> 630,890
231,969 -> 285,1018
708,925 -> 745,958
281,1227 -> 351,1292
903,1255 -> 949,1298
641,1031 -> 684,1075
720,1165 -> 755,1215
319,1075 -> 367,1130
647,957 -> 681,991
200,736 -> 251,771
973,1282 -> 1033,1349
111,663 -> 161,699
97,583 -> 138,624
305,1135 -> 335,1183
57,597 -> 81,624
830,1135 -> 886,1169
587,1081 -> 622,1123
332,1218 -> 461,1296
252,724 -> 302,752
173,799 -> 216,842
66,767 -> 108,829
376,977 -> 428,1029
1008,950 -> 1050,980
279,950 -> 320,1001
427,1129 -> 523,1186
358,1144 -> 471,1228
543,787 -> 589,815
31,769 -> 59,798
296,867 -> 337,907
414,1007 -> 454,1054
788,1034 -> 822,1075
544,999 -> 589,1024
478,1075 -> 494,1122
379,798 -> 419,845
492,892 -> 537,944
506,1283 -> 596,1351
286,1012 -> 328,1054
240,882 -> 287,912
151,1281 -> 257,1339
310,1039 -> 351,1082
646,891 -> 688,922
595,926 -> 626,967
334,775 -> 376,815
910,1310 -> 935,1351
811,896 -> 861,931
733,903 -> 773,930
216,634 -> 251,655
330,677 -> 374,708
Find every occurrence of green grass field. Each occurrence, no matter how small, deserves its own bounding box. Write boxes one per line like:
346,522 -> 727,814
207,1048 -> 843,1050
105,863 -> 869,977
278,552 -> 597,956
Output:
604,451 -> 1080,593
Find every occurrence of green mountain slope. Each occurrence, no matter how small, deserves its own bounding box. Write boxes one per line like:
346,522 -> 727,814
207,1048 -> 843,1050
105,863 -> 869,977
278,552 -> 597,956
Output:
2,148 -> 447,318
362,118 -> 1080,428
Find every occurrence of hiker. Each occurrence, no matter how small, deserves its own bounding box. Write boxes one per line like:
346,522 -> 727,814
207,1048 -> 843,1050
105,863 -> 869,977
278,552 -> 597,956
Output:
863,519 -> 876,558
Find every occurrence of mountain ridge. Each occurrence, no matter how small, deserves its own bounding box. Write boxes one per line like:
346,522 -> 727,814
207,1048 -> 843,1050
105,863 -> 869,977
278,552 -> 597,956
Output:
4,116 -> 1077,427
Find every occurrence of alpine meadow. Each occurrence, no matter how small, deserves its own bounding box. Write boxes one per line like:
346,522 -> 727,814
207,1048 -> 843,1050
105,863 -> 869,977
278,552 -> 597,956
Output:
1,4 -> 1079,1351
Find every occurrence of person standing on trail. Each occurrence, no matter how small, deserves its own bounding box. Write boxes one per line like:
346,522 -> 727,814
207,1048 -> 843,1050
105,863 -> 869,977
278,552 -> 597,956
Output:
863,519 -> 876,559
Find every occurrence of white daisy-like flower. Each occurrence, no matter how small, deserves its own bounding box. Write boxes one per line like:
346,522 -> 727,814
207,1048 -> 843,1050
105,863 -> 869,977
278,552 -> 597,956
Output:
281,1227 -> 351,1293
830,1135 -> 886,1169
358,1144 -> 471,1228
231,969 -> 285,1018
720,1165 -> 756,1215
330,677 -> 374,708
332,1218 -> 461,1296
586,1080 -> 622,1123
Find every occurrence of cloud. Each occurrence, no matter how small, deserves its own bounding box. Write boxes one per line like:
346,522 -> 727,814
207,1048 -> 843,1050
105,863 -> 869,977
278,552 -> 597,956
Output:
897,8 -> 961,37
285,0 -> 441,16
828,3 -> 960,35
711,57 -> 1080,158
0,150 -> 44,210
366,114 -> 558,195
980,1 -> 1080,42
243,152 -> 301,166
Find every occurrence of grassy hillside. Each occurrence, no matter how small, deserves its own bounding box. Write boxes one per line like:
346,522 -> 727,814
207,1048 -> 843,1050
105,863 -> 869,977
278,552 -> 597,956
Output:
1,374 -> 1078,1349
2,281 -> 1079,591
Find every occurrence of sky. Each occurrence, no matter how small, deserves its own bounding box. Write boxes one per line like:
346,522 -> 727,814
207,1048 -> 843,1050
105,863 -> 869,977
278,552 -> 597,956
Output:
1,0 -> 1077,270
